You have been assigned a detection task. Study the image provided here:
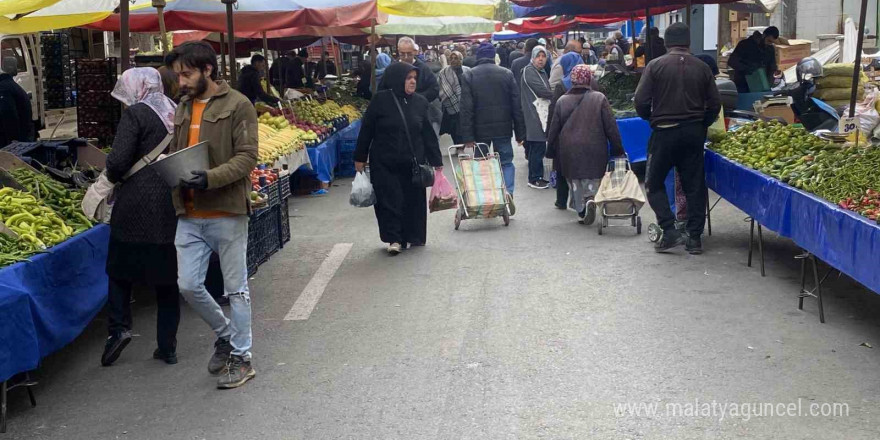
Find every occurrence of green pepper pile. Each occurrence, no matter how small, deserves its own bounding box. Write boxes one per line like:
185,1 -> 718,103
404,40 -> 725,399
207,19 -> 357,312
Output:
711,121 -> 880,223
9,168 -> 93,233
0,187 -> 72,253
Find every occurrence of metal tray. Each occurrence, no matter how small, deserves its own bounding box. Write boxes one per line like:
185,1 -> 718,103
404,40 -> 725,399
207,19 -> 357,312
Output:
149,141 -> 210,187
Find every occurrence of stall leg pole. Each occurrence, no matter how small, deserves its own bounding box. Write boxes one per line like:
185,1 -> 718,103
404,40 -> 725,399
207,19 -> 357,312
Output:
219,33 -> 227,80
757,222 -> 766,277
798,254 -> 807,310
154,0 -> 168,56
748,218 -> 755,268
370,19 -> 378,95
120,0 -> 130,71
849,0 -> 870,115
705,188 -> 712,236
1,380 -> 6,433
686,0 -> 692,28
87,30 -> 95,58
814,256 -> 825,323
645,7 -> 652,62
223,0 -> 237,86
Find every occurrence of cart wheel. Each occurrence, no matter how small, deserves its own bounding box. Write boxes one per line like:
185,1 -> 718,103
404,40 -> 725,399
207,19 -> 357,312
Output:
502,207 -> 510,226
636,216 -> 642,235
454,209 -> 462,230
597,219 -> 603,235
648,223 -> 662,242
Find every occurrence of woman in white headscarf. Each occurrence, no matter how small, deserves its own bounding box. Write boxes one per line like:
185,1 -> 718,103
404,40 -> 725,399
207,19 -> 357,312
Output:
101,67 -> 181,367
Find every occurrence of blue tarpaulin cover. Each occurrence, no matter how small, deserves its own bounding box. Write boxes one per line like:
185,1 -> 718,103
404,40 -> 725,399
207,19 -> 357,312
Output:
301,120 -> 361,183
0,225 -> 110,382
705,149 -> 880,295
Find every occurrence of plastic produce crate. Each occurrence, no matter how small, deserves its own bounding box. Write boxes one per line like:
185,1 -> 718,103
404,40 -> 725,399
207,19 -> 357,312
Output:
246,205 -> 281,276
337,151 -> 356,178
279,174 -> 291,200
258,180 -> 281,208
279,196 -> 290,245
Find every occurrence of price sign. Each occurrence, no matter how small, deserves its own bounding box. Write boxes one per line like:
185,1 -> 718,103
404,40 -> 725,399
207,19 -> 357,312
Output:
839,116 -> 859,135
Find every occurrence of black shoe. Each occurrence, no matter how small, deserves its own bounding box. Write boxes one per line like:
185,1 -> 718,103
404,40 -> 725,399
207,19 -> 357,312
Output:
153,348 -> 179,365
555,202 -> 567,210
686,236 -> 703,255
208,338 -> 233,375
583,199 -> 597,226
528,179 -> 550,190
654,229 -> 686,253
101,330 -> 132,366
217,355 -> 256,389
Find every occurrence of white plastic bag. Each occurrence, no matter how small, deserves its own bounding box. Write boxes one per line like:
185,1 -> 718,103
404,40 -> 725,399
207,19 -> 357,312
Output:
349,171 -> 375,208
844,90 -> 880,136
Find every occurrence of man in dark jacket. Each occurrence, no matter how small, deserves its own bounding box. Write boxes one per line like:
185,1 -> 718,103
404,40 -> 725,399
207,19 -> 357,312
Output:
0,56 -> 34,147
634,23 -> 721,254
727,26 -> 779,92
462,46 -> 478,68
396,37 -> 439,102
497,43 -> 511,69
288,50 -> 307,88
634,27 -> 667,63
315,51 -> 337,80
508,42 -> 525,68
460,43 -> 526,199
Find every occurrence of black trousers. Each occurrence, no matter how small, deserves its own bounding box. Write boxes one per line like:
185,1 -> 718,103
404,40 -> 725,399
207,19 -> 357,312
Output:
556,168 -> 569,208
107,277 -> 181,354
645,122 -> 707,237
371,160 -> 428,246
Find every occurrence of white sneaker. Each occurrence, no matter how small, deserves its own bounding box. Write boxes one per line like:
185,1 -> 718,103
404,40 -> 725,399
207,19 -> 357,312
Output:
387,243 -> 402,255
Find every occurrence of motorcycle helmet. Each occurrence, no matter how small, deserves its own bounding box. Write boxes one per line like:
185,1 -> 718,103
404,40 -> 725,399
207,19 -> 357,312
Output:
796,57 -> 823,83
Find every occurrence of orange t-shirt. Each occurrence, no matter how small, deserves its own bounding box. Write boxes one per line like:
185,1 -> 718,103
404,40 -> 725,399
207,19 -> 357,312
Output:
184,99 -> 233,218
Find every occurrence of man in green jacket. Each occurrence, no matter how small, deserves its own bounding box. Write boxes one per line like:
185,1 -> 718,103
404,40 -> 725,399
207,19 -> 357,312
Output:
167,41 -> 259,389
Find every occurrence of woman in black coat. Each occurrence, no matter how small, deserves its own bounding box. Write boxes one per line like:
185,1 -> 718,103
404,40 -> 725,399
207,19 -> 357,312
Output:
101,68 -> 181,366
354,62 -> 443,255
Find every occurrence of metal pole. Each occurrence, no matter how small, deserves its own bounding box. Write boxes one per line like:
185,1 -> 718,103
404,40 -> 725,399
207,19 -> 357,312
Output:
87,29 -> 95,58
153,0 -> 169,55
223,0 -> 237,85
370,19 -> 378,94
120,0 -> 130,71
645,7 -> 652,63
630,13 -> 637,68
850,0 -> 870,117
262,31 -> 269,61
219,33 -> 227,79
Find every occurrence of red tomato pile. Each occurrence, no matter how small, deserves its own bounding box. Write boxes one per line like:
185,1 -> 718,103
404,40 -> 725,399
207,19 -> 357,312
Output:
839,189 -> 880,222
251,168 -> 279,191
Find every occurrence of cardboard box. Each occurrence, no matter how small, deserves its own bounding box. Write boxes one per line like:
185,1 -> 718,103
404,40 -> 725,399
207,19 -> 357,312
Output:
728,10 -> 739,22
758,99 -> 796,124
775,39 -> 812,71
739,20 -> 751,37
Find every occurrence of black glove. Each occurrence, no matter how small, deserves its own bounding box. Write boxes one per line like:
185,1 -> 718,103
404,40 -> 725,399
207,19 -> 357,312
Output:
179,170 -> 208,190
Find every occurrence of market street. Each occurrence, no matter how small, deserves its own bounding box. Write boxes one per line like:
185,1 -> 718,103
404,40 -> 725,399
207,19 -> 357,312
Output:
4,142 -> 880,439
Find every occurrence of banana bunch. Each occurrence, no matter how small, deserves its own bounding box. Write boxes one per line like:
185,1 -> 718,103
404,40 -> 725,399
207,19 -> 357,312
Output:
341,104 -> 361,122
258,123 -> 307,164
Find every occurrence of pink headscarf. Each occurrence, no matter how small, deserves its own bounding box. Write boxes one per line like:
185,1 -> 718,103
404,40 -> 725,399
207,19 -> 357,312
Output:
111,67 -> 177,133
569,64 -> 593,88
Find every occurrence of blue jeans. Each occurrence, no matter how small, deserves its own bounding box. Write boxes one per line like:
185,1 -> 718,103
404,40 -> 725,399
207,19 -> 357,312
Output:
175,215 -> 252,359
477,137 -> 516,195
526,141 -> 547,182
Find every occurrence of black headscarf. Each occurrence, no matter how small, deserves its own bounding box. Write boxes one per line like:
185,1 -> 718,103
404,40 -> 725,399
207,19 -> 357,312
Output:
380,62 -> 418,98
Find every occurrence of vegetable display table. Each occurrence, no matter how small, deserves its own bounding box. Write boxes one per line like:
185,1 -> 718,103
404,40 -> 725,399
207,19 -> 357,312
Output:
0,225 -> 110,431
704,149 -> 880,320
299,120 -> 362,183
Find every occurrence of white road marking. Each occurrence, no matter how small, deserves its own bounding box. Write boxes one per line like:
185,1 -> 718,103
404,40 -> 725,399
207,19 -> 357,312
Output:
284,243 -> 353,320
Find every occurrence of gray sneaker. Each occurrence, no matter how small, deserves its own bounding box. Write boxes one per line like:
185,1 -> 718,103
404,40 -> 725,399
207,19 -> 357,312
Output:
208,338 -> 233,375
217,355 -> 256,389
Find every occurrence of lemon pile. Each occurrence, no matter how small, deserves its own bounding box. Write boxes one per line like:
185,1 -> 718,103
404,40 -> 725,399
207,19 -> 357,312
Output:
341,104 -> 361,122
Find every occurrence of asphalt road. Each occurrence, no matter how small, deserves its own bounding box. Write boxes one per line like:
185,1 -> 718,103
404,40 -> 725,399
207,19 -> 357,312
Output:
4,138 -> 880,439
